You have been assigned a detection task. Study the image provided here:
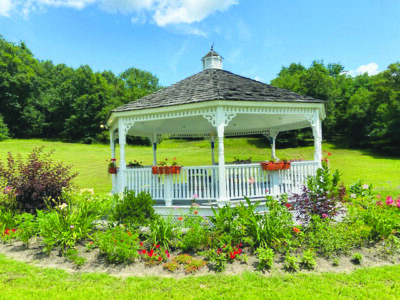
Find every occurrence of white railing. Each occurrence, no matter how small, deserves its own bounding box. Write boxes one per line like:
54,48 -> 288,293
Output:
173,166 -> 219,200
120,161 -> 319,203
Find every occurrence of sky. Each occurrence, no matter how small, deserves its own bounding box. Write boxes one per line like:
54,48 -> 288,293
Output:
1,0 -> 399,86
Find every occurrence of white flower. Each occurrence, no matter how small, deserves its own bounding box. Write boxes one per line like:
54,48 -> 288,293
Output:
362,184 -> 369,189
350,193 -> 357,199
59,203 -> 68,210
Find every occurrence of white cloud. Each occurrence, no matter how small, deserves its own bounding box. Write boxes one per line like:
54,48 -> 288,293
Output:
0,0 -> 13,17
254,76 -> 264,82
347,62 -> 380,76
153,0 -> 238,26
4,0 -> 238,33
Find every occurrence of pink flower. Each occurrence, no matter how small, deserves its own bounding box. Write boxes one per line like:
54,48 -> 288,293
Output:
248,177 -> 255,185
70,225 -> 75,229
4,186 -> 12,194
193,194 -> 199,199
397,200 -> 400,208
362,184 -> 369,189
376,194 -> 382,199
322,214 -> 328,219
386,196 -> 394,206
376,201 -> 383,206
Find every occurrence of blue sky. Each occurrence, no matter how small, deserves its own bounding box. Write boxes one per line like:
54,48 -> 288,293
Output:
1,0 -> 399,86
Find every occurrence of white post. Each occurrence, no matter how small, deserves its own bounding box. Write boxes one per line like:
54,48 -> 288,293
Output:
270,130 -> 279,160
118,120 -> 127,193
211,136 -> 215,165
152,133 -> 157,166
311,111 -> 322,167
216,107 -> 227,206
110,130 -> 116,193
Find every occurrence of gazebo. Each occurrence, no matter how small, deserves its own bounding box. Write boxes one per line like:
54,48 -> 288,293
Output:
106,48 -> 325,215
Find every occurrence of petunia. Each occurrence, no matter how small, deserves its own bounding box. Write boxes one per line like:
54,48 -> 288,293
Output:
386,196 -> 394,206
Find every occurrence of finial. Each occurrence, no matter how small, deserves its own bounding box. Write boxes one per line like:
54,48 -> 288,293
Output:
211,43 -> 214,51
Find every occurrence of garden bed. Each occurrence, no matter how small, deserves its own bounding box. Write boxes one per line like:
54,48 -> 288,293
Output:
0,239 -> 399,278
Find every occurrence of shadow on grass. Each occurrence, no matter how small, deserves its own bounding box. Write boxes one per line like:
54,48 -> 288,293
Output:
327,140 -> 400,160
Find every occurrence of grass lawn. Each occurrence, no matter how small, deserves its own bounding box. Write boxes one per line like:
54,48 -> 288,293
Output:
0,254 -> 400,299
0,138 -> 399,195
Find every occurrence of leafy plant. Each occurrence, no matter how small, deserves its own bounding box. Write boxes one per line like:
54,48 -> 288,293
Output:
177,208 -> 210,252
284,253 -> 299,272
36,196 -> 96,255
96,225 -> 140,264
65,248 -> 87,267
203,239 -> 244,272
111,190 -> 156,226
14,212 -> 39,247
300,249 -> 317,270
332,258 -> 339,266
255,247 -> 275,270
0,147 -> 77,213
148,215 -> 177,250
245,197 -> 293,249
352,252 -> 363,264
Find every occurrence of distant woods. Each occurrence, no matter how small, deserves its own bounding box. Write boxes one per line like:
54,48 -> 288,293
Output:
0,36 -> 160,144
0,36 -> 399,151
271,61 -> 400,151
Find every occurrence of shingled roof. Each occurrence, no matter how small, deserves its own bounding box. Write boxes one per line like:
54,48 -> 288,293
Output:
112,68 -> 323,113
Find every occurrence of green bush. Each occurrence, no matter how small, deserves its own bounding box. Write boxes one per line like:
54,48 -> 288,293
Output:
300,249 -> 317,270
255,247 -> 275,270
111,190 -> 156,226
148,215 -> 177,250
177,208 -> 210,252
284,253 -> 299,272
14,212 -> 39,247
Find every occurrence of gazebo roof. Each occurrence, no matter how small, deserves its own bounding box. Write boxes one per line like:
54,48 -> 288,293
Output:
112,68 -> 323,113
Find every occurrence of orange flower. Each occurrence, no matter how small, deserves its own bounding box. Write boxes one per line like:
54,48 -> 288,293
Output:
178,217 -> 183,221
293,227 -> 301,234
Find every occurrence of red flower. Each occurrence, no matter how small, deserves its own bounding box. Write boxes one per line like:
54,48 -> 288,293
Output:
11,229 -> 16,232
158,256 -> 162,262
328,152 -> 332,156
155,244 -> 160,248
293,227 -> 301,234
140,242 -> 144,246
285,203 -> 291,208
178,217 -> 183,221
194,211 -> 198,215
142,249 -> 147,254
229,252 -> 236,259
149,249 -> 154,257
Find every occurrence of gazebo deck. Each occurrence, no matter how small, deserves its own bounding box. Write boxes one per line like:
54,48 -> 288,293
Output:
112,160 -> 317,215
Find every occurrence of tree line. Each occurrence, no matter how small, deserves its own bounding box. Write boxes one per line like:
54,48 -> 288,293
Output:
0,36 -> 160,144
0,36 -> 399,151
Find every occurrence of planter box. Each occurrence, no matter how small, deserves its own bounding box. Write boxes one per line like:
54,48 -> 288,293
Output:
260,161 -> 289,171
152,166 -> 182,175
108,166 -> 117,174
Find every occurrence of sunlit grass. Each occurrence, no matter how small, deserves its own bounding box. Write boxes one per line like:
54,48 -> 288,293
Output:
0,254 -> 400,299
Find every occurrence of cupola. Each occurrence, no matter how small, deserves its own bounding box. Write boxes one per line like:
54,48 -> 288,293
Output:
201,46 -> 223,70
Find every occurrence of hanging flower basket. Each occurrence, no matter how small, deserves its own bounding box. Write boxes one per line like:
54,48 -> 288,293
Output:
282,161 -> 291,170
152,166 -> 182,175
108,166 -> 117,174
260,161 -> 285,171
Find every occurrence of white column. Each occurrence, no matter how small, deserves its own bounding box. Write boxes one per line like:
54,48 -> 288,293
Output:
110,130 -> 116,193
216,107 -> 227,205
269,130 -> 279,160
311,111 -> 322,167
210,136 -> 215,165
118,120 -> 127,193
152,133 -> 157,166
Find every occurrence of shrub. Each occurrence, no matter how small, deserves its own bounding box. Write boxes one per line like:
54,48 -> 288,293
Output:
203,239 -> 244,272
0,147 -> 77,213
255,247 -> 275,270
111,190 -> 156,226
210,203 -> 244,244
96,225 -> 140,264
291,161 -> 346,222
